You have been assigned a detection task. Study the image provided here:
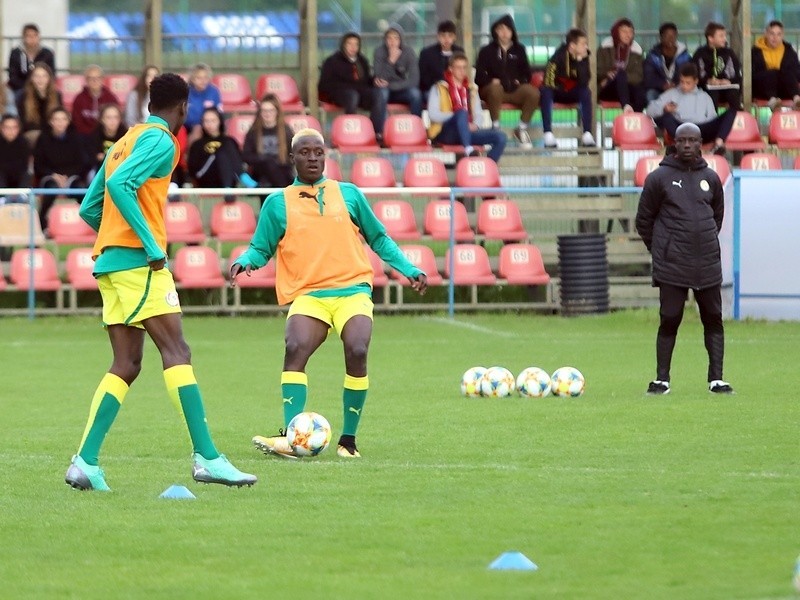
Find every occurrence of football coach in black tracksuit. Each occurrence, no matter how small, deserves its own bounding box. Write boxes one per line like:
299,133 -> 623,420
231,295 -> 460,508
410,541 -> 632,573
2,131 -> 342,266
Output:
635,122 -> 734,396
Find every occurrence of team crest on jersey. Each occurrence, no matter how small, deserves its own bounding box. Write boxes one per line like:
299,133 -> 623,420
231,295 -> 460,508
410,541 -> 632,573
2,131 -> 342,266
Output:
700,180 -> 710,192
165,291 -> 180,306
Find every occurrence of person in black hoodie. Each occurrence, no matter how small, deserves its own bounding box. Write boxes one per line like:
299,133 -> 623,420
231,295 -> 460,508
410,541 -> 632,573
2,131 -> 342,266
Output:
87,104 -> 127,181
33,107 -> 88,230
540,28 -> 594,148
635,122 -> 733,397
418,20 -> 465,103
241,94 -> 295,203
692,22 -> 742,110
318,32 -> 374,115
0,114 -> 31,189
475,14 -> 539,148
7,23 -> 56,101
188,107 -> 245,201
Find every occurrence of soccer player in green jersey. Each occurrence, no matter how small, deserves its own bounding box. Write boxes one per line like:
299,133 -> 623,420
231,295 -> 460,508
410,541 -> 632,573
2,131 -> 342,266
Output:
65,74 -> 257,491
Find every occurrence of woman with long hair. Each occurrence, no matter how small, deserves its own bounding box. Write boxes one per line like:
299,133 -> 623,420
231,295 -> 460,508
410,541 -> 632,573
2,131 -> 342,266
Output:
187,107 -> 244,200
241,94 -> 294,198
16,62 -> 61,147
88,103 -> 127,180
125,64 -> 160,125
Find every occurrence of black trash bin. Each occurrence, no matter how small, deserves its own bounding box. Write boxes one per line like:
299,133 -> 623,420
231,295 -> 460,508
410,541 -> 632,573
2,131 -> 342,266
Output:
558,233 -> 609,316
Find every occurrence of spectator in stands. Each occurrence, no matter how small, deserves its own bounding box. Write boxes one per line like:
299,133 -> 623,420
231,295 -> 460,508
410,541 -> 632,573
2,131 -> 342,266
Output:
188,107 -> 244,200
646,63 -> 735,156
71,65 -> 119,141
644,22 -> 693,103
88,104 -> 127,180
751,20 -> 800,112
371,24 -> 422,139
693,22 -> 742,110
475,14 -> 539,148
0,79 -> 17,117
186,63 -> 223,144
242,94 -> 295,199
16,62 -> 61,148
125,64 -> 160,125
318,32 -> 375,117
34,107 -> 89,230
418,20 -> 464,104
0,114 -> 31,189
541,28 -> 595,149
597,18 -> 646,113
7,23 -> 56,101
428,53 -> 507,162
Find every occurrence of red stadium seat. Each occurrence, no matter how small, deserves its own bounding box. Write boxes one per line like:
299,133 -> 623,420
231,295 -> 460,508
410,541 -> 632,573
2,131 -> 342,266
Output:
477,199 -> 527,242
740,152 -> 781,170
633,155 -> 663,186
9,248 -> 62,291
209,201 -> 257,243
254,73 -> 305,114
172,246 -> 225,289
47,203 -> 96,245
424,200 -> 475,241
350,157 -> 396,189
702,154 -> 732,183
212,73 -> 254,113
725,111 -> 766,151
226,115 -> 255,148
364,246 -> 389,288
455,156 -> 502,192
445,244 -> 496,285
164,201 -> 206,244
324,158 -> 343,180
383,114 -> 430,152
0,204 -> 46,246
611,112 -> 661,150
56,74 -> 85,111
104,73 -> 137,105
403,157 -> 449,188
330,115 -> 380,153
285,114 -> 323,135
390,244 -> 443,285
372,200 -> 421,240
228,245 -> 276,289
65,247 -> 97,291
769,111 -> 800,149
498,243 -> 550,285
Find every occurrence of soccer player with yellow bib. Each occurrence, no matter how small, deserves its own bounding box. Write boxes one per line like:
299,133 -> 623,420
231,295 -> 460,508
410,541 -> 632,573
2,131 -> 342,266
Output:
231,129 -> 428,458
65,74 -> 256,491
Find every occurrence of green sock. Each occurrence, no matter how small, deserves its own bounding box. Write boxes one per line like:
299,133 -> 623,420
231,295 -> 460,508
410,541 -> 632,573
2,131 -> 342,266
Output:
282,371 -> 308,428
342,374 -> 368,436
164,365 -> 219,460
78,373 -> 129,465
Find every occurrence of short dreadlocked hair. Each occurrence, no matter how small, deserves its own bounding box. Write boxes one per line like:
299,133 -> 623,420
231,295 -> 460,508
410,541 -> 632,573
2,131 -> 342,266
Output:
149,73 -> 189,111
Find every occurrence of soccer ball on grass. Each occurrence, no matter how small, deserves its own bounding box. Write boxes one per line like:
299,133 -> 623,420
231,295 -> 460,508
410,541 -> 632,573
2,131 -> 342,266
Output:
461,366 -> 487,397
479,366 -> 516,398
550,366 -> 585,397
287,412 -> 332,456
516,367 -> 552,398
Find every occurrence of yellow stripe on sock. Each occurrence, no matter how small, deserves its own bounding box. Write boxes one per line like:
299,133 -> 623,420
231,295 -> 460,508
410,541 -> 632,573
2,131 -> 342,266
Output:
78,373 -> 129,450
164,364 -> 197,390
281,371 -> 308,385
344,374 -> 369,390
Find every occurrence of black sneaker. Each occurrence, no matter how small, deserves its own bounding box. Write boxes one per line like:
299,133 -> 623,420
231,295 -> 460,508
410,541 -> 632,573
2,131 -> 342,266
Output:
708,380 -> 735,394
646,380 -> 670,395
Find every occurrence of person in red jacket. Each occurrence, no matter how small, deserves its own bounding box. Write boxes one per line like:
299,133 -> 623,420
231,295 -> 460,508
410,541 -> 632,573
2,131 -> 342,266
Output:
71,64 -> 119,140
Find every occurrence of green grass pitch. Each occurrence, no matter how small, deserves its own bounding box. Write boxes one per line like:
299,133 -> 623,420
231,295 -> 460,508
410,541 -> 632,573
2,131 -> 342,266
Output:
0,311 -> 798,599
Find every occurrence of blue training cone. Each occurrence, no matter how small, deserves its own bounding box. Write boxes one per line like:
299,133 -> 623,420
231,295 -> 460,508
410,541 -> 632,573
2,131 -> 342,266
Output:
489,551 -> 538,571
159,485 -> 196,499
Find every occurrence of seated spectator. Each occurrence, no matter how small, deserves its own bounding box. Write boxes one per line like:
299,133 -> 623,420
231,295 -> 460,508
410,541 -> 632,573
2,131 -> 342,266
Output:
16,62 -> 61,148
7,23 -> 56,101
419,20 -> 465,104
125,64 -> 160,125
646,63 -> 736,156
597,18 -> 646,112
475,14 -> 539,148
644,22 -> 692,103
242,94 -> 295,198
71,65 -> 119,141
751,20 -> 800,112
34,107 -> 89,230
319,32 -> 374,116
186,63 -> 223,143
0,79 -> 17,117
188,107 -> 245,200
693,22 -> 742,110
541,28 -> 595,148
372,24 -> 422,140
0,114 -> 32,189
428,53 -> 507,163
87,104 -> 127,180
